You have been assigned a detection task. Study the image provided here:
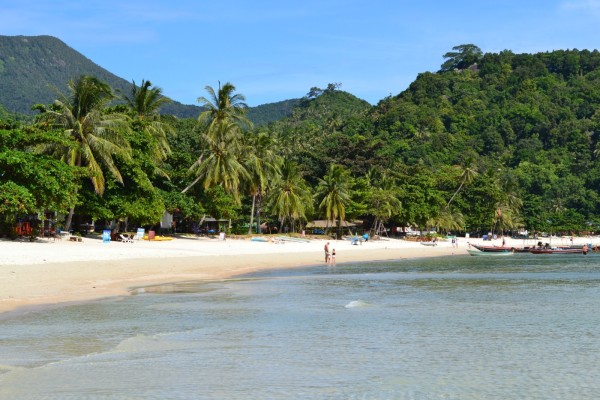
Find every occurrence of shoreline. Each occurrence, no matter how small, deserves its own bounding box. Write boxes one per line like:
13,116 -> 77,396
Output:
0,234 -> 591,315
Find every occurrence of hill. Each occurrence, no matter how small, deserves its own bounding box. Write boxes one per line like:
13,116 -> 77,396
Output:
0,35 -> 299,124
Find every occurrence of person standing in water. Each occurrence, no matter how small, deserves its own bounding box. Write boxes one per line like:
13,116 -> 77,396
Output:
324,242 -> 330,263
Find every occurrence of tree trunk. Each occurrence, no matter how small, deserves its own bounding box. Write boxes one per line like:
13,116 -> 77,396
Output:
447,182 -> 465,208
181,175 -> 202,193
64,205 -> 75,233
256,195 -> 262,234
248,194 -> 256,235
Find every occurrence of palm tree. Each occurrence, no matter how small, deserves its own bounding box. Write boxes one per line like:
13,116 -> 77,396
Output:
122,79 -> 174,163
197,81 -> 252,130
428,207 -> 465,234
447,160 -> 478,208
492,205 -> 523,236
41,75 -> 131,231
315,164 -> 352,237
363,168 -> 401,236
268,160 -> 311,232
183,82 -> 251,194
186,121 -> 249,202
493,170 -> 524,236
242,131 -> 282,234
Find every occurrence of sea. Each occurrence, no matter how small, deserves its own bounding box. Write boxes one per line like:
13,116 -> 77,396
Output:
1,253 -> 600,399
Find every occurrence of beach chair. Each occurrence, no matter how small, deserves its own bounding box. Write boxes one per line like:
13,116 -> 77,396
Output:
350,237 -> 362,245
119,234 -> 134,243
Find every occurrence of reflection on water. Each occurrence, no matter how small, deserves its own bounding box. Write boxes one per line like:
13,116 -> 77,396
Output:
2,254 -> 600,399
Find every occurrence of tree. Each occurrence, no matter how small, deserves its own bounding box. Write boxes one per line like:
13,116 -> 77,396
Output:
0,127 -> 78,226
363,169 -> 401,236
184,82 -> 252,194
196,81 -> 252,130
242,131 -> 282,234
447,161 -> 478,208
267,160 -> 311,232
38,75 -> 132,231
428,207 -> 465,234
123,79 -> 174,164
187,121 -> 249,202
440,44 -> 483,72
315,164 -> 352,237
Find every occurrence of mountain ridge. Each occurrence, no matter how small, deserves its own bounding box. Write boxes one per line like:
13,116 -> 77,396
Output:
0,35 -> 307,123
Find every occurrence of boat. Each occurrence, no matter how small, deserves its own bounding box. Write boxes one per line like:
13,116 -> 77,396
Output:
467,249 -> 513,256
420,242 -> 437,247
469,244 -> 523,252
275,236 -> 310,243
528,248 -> 584,254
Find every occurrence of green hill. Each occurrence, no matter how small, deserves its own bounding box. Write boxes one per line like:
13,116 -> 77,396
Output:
0,35 -> 300,124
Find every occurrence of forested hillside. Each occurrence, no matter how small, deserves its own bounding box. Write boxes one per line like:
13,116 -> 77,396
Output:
361,48 -> 600,234
0,35 -> 132,114
3,46 -> 600,239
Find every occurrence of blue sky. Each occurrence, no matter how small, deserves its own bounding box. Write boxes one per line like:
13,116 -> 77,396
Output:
2,0 -> 600,106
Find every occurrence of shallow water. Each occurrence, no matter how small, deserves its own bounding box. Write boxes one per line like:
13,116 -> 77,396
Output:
2,253 -> 600,399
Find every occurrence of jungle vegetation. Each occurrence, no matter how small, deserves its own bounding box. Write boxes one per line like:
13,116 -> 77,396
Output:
3,45 -> 600,238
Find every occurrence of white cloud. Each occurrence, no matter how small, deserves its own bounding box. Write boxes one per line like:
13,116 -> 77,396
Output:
561,0 -> 600,13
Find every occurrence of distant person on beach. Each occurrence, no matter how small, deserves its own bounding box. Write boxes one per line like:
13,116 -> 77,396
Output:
330,249 -> 336,265
324,242 -> 330,262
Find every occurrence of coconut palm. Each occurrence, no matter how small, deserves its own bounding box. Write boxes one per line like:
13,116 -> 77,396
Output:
363,168 -> 401,236
447,160 -> 478,208
315,164 -> 352,237
183,82 -> 251,194
187,121 -> 249,202
41,75 -> 131,231
242,131 -> 282,234
197,81 -> 252,130
122,79 -> 173,163
492,204 -> 523,236
428,207 -> 465,234
268,160 -> 311,232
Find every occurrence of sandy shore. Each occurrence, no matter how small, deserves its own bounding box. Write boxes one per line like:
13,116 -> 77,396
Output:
0,234 -> 591,315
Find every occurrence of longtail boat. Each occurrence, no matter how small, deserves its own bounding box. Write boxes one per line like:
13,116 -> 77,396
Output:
528,248 -> 584,254
467,249 -> 513,256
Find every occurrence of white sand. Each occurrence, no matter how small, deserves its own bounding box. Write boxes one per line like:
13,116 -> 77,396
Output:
0,234 -> 593,314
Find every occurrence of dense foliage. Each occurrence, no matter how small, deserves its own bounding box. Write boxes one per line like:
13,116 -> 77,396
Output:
2,46 -> 600,238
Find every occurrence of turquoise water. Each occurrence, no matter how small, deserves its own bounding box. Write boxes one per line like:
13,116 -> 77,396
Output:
2,254 -> 600,399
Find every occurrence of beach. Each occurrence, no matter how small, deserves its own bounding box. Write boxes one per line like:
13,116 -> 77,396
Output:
0,234 -> 467,315
0,234 -> 589,315
3,234 -> 600,398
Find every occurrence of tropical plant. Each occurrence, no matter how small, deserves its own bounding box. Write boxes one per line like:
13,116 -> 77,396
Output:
183,82 -> 252,195
122,79 -> 174,164
186,121 -> 249,201
37,75 -> 132,231
440,44 -> 483,72
315,164 -> 352,237
428,207 -> 465,234
267,160 -> 311,232
196,81 -> 252,130
447,160 -> 478,208
242,130 -> 282,233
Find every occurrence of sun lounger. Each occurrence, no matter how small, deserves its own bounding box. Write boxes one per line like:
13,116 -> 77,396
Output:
119,234 -> 134,243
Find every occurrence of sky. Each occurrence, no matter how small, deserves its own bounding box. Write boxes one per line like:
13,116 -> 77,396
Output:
2,0 -> 600,107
